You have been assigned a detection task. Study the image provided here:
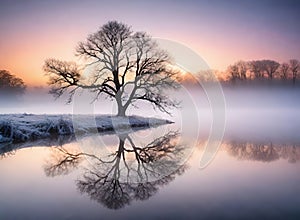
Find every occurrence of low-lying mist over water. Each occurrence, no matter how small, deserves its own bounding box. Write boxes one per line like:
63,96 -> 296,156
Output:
2,85 -> 299,143
2,84 -> 300,111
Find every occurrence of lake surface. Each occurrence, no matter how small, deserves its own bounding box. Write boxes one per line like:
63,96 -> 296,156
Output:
0,113 -> 300,220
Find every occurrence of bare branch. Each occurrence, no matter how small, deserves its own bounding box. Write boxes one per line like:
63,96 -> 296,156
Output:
44,21 -> 180,116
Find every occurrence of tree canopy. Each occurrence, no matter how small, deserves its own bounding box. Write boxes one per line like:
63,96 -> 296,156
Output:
44,21 -> 180,116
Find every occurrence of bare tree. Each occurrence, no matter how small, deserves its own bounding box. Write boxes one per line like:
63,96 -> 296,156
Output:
228,61 -> 249,81
247,60 -> 280,80
227,64 -> 239,82
237,61 -> 248,80
44,21 -> 180,116
279,63 -> 289,80
262,60 -> 280,79
249,60 -> 265,79
289,59 -> 300,85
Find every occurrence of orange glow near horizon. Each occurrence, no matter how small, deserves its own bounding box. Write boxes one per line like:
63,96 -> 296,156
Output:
1,1 -> 299,86
0,28 -> 297,87
0,29 -> 83,86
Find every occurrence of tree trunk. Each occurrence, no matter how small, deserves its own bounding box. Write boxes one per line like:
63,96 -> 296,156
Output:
116,138 -> 125,158
115,93 -> 127,117
116,99 -> 127,117
117,105 -> 126,117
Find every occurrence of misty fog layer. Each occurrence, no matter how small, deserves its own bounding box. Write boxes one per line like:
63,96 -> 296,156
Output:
1,86 -> 300,143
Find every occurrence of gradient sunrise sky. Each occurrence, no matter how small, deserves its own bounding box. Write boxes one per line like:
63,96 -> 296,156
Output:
0,0 -> 300,86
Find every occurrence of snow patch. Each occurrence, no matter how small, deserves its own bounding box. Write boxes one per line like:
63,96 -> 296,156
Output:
0,114 -> 172,144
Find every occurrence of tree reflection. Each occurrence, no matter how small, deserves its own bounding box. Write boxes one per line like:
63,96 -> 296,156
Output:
225,141 -> 300,163
44,130 -> 187,209
44,146 -> 84,177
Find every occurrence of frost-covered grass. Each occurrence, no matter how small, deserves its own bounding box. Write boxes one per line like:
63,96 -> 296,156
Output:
0,114 -> 172,144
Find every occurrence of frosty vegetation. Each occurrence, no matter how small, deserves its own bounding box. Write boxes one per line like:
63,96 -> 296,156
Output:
0,114 -> 172,144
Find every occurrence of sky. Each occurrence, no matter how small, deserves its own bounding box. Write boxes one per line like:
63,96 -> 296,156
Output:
0,0 -> 300,86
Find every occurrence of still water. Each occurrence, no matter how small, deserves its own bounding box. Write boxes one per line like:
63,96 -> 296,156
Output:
0,116 -> 300,220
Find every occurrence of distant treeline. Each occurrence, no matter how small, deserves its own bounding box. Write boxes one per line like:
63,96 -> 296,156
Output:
0,70 -> 26,96
196,59 -> 300,86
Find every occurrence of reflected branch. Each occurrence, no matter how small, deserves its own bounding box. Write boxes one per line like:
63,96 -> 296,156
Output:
43,130 -> 187,209
44,146 -> 84,177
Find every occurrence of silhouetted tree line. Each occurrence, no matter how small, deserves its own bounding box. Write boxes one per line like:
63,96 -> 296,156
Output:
225,59 -> 300,84
0,70 -> 26,97
193,59 -> 300,86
